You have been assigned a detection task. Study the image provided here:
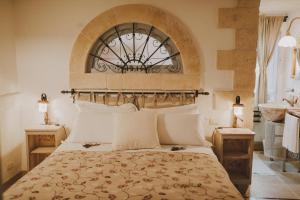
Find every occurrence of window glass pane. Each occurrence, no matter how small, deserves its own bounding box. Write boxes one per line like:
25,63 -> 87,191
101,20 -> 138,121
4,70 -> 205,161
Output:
87,23 -> 182,74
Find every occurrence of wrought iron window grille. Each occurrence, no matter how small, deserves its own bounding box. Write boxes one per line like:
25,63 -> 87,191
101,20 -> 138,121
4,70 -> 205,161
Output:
87,23 -> 182,74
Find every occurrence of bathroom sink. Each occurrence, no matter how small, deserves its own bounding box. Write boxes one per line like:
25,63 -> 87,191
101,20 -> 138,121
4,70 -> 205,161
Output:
258,103 -> 300,122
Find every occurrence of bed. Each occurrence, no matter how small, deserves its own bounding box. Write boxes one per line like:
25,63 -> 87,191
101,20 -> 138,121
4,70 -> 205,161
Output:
4,143 -> 242,200
4,92 -> 243,200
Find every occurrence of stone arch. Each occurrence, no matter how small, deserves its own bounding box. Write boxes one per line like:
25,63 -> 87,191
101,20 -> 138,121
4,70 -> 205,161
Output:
70,4 -> 201,89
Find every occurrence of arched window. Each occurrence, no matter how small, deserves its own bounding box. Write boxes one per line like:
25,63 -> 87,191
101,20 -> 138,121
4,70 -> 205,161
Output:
87,23 -> 182,73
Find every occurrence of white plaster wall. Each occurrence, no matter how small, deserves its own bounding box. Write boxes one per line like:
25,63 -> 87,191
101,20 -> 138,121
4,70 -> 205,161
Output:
0,95 -> 22,183
276,10 -> 300,102
0,0 -> 18,95
0,0 -> 22,183
0,0 -> 237,179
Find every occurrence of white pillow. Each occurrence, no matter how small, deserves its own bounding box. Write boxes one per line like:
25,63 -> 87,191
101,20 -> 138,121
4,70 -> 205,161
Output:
141,104 -> 198,114
68,102 -> 137,144
68,111 -> 113,143
112,111 -> 160,151
76,101 -> 137,113
157,113 -> 208,146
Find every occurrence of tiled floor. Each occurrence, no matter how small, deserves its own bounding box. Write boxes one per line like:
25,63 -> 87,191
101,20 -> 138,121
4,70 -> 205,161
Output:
248,151 -> 300,199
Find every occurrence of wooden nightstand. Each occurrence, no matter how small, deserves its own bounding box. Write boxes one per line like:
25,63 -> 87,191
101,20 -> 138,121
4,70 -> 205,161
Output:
26,125 -> 66,171
213,128 -> 255,195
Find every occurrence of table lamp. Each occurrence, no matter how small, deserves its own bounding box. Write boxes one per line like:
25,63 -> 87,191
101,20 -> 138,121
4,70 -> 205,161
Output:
233,96 -> 244,128
38,93 -> 49,125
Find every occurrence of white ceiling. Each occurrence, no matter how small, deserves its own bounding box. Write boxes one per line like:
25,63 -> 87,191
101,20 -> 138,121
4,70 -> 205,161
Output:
260,0 -> 300,15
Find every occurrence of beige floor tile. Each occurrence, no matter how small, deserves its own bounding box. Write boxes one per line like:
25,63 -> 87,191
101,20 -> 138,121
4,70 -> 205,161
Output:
277,172 -> 300,185
250,182 -> 298,199
250,152 -> 300,199
289,185 -> 300,198
251,174 -> 284,184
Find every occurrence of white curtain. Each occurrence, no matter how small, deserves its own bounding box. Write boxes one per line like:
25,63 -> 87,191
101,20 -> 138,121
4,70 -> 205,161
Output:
267,44 -> 280,102
256,16 -> 284,105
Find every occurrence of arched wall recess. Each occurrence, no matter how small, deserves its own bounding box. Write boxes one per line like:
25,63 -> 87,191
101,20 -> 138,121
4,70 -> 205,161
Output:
70,4 -> 202,90
87,23 -> 183,74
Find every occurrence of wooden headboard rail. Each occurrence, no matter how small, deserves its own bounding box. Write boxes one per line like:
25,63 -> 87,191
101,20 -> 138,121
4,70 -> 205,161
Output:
61,88 -> 209,104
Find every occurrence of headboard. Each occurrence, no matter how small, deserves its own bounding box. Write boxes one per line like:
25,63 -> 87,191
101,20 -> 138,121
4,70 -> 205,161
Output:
61,89 -> 209,109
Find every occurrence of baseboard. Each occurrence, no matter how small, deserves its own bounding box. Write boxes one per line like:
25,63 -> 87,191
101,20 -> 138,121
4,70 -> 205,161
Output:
1,171 -> 27,194
254,141 -> 263,151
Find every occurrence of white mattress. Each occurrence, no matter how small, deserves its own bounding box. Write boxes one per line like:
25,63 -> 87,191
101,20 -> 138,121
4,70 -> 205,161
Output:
56,141 -> 217,158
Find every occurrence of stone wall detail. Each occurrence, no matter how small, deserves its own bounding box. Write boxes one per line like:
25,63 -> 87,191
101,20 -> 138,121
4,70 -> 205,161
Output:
70,4 -> 202,90
217,0 -> 260,128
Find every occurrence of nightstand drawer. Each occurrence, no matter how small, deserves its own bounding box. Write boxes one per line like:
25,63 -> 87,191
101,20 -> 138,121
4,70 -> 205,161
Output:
213,127 -> 255,195
26,131 -> 57,135
31,147 -> 56,154
26,125 -> 66,170
28,134 -> 55,147
223,138 -> 251,155
223,159 -> 250,180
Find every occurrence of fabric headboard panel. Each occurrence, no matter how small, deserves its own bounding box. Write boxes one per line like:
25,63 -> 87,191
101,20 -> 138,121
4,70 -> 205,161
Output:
76,93 -> 195,109
61,89 -> 209,109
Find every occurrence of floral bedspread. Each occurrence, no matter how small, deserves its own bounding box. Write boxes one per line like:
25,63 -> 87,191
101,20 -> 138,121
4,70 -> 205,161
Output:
4,151 -> 242,200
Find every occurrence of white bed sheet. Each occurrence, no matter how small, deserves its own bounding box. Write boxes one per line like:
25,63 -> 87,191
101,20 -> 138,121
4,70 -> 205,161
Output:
56,141 -> 217,158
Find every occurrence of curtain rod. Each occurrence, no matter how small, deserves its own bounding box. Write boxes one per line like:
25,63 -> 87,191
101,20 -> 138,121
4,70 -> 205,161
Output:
260,15 -> 288,22
61,88 -> 210,97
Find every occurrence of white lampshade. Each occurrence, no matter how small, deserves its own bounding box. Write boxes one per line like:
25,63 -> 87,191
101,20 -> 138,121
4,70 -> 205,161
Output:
233,106 -> 244,116
38,102 -> 48,113
278,35 -> 297,47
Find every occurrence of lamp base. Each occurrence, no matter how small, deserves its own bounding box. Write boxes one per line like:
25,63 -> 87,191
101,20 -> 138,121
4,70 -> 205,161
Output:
233,117 -> 237,128
44,112 -> 49,125
232,116 -> 244,128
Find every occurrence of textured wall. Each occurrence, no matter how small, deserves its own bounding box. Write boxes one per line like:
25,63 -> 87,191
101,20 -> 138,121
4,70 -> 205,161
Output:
0,0 -> 22,184
10,0 -> 253,175
217,0 -> 260,128
70,0 -> 260,128
0,0 -> 18,95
